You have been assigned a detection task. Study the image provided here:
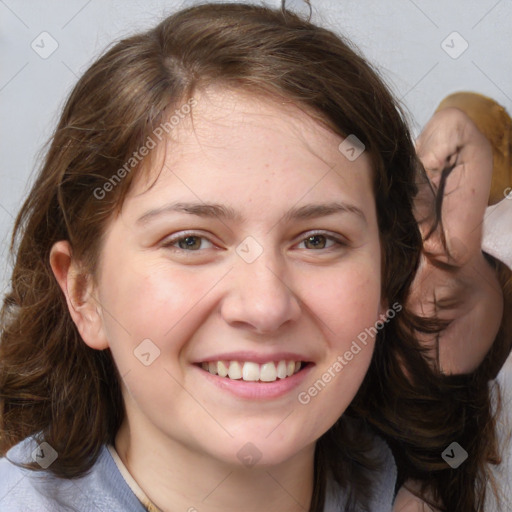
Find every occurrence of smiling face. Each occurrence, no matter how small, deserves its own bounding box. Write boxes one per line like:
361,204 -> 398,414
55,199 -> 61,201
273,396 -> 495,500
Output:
79,87 -> 385,468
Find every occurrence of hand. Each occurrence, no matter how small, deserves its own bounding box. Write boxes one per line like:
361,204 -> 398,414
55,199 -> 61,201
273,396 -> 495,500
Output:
406,107 -> 503,374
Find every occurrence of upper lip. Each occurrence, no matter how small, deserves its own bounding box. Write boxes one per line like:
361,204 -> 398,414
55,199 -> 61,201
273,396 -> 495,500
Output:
194,351 -> 313,365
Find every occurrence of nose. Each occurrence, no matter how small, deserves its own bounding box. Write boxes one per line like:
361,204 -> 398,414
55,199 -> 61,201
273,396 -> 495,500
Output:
220,247 -> 302,335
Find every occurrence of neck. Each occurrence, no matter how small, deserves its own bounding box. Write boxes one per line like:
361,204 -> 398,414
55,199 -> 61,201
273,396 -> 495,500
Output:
114,414 -> 315,512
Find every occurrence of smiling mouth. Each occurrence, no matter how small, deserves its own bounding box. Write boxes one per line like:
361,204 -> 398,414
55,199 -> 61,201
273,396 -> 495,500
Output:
198,360 -> 307,383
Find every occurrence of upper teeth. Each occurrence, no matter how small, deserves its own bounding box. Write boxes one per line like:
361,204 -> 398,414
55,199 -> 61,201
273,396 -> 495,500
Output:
201,360 -> 302,382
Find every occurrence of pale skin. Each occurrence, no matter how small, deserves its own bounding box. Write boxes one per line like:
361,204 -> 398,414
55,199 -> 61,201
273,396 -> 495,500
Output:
50,87 -> 391,512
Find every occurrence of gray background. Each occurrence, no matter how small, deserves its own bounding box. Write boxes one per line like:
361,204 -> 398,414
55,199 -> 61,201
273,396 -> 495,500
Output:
1,0 -> 511,293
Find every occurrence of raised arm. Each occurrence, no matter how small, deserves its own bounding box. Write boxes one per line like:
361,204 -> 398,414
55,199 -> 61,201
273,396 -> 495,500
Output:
407,92 -> 511,375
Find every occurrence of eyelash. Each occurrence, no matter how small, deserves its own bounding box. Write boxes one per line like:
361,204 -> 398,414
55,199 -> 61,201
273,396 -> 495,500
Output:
161,230 -> 347,254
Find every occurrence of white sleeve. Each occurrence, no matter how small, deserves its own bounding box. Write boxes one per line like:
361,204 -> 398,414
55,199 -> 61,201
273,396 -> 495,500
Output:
483,196 -> 512,512
482,196 -> 512,269
485,359 -> 512,512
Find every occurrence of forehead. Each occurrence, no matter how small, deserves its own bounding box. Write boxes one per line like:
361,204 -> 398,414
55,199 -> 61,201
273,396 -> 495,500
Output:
124,86 -> 374,215
169,87 -> 346,161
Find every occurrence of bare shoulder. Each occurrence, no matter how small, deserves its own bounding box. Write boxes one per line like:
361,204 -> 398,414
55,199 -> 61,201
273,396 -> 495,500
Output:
393,481 -> 441,512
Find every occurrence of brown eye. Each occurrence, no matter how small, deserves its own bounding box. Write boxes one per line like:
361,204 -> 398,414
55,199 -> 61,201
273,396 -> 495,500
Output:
162,232 -> 214,252
177,236 -> 202,250
304,234 -> 328,249
298,232 -> 346,251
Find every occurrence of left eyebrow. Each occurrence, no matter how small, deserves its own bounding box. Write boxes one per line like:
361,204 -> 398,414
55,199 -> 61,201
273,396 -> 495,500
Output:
282,202 -> 366,224
135,201 -> 367,225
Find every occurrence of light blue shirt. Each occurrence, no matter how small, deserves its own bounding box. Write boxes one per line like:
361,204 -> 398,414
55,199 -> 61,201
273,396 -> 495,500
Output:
0,435 -> 146,512
0,433 -> 396,511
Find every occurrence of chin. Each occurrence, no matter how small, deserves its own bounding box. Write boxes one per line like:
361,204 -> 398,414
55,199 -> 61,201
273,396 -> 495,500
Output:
207,435 -> 313,470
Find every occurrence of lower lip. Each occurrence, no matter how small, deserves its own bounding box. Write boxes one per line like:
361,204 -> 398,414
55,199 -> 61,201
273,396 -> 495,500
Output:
193,363 -> 314,400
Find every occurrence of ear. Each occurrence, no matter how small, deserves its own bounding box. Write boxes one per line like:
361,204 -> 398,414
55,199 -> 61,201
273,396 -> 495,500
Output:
49,240 -> 109,350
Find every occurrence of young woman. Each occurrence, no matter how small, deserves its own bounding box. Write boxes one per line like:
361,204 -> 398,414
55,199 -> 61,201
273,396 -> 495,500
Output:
0,2 -> 509,511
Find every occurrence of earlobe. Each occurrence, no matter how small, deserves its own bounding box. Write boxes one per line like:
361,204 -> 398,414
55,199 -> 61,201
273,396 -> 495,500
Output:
49,240 -> 109,350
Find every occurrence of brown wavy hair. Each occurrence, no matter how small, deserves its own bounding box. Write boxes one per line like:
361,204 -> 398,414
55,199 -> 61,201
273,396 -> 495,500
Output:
1,2 -> 510,511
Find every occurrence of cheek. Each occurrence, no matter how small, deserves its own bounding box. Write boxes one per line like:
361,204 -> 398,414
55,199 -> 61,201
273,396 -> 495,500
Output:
310,260 -> 383,349
98,258 -> 212,355
97,263 -> 215,410
298,276 -> 380,428
292,256 -> 382,414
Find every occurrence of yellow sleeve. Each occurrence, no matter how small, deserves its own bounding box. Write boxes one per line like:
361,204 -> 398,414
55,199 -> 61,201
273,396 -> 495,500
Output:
434,91 -> 512,205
